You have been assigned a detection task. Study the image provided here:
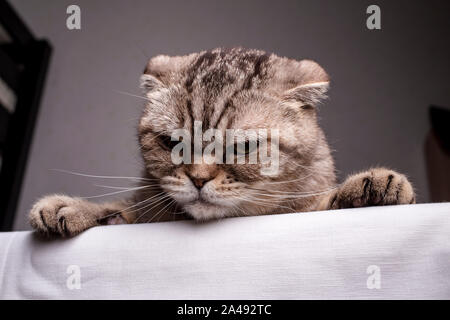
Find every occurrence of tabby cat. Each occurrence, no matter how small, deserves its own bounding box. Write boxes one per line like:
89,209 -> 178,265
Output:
29,48 -> 415,236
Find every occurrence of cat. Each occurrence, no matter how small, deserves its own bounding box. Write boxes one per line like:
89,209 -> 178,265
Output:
29,48 -> 415,237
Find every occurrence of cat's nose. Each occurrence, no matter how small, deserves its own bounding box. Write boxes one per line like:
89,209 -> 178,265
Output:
190,177 -> 212,189
186,163 -> 218,190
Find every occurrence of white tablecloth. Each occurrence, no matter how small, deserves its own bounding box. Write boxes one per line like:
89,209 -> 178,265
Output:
1,203 -> 449,299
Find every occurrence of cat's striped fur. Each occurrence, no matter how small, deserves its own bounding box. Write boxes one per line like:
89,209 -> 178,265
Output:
29,48 -> 415,237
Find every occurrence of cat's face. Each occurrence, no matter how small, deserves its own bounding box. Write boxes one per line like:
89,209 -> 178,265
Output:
138,48 -> 334,220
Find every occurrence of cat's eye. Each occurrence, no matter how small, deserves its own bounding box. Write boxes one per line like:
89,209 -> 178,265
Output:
158,135 -> 180,151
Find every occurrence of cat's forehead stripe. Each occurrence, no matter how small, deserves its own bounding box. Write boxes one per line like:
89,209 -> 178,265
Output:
185,51 -> 218,93
183,48 -> 271,132
241,53 -> 270,90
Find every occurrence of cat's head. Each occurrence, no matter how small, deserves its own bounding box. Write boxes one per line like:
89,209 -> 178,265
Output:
138,48 -> 334,220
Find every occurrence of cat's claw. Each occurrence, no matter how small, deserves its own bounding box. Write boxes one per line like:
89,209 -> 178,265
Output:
329,168 -> 415,209
29,195 -> 100,237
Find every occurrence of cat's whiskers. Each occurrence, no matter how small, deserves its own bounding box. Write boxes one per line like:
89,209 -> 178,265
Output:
94,184 -> 136,190
94,183 -> 160,190
156,200 -> 177,222
98,191 -> 166,221
230,202 -> 248,217
98,199 -> 155,221
257,172 -> 315,186
145,198 -> 176,223
228,185 -> 339,213
138,131 -> 166,151
234,194 -> 296,212
245,187 -> 339,200
133,193 -> 172,223
115,90 -> 166,105
285,159 -> 320,173
50,168 -> 157,181
124,191 -> 169,217
228,205 -> 239,217
81,184 -> 153,199
133,192 -> 175,224
246,184 -> 339,196
247,186 -> 309,195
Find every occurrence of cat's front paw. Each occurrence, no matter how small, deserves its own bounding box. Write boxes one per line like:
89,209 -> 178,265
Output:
329,168 -> 415,209
29,195 -> 100,237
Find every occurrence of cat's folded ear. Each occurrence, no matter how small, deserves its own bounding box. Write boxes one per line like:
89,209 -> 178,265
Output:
140,53 -> 197,93
276,59 -> 329,107
140,74 -> 164,93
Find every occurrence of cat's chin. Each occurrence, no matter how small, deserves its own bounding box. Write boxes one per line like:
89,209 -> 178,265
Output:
182,200 -> 231,221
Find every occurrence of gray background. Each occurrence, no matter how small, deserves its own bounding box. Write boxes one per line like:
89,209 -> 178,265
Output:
10,0 -> 450,230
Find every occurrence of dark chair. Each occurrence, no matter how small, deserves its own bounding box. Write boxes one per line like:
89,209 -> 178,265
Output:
0,0 -> 52,230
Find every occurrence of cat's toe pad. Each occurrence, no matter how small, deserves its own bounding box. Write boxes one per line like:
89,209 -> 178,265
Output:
330,168 -> 415,209
29,195 -> 96,237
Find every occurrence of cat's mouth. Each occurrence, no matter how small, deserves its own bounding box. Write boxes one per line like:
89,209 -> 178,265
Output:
188,196 -> 218,207
182,196 -> 229,220
196,198 -> 208,204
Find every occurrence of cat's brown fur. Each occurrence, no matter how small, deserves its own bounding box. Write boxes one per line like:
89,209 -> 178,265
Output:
29,48 -> 415,237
